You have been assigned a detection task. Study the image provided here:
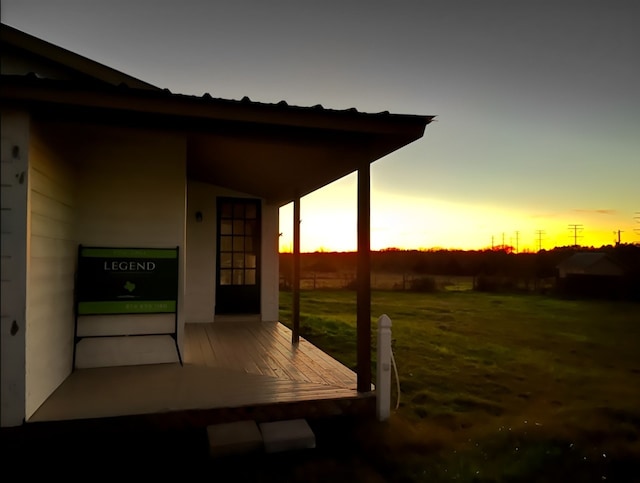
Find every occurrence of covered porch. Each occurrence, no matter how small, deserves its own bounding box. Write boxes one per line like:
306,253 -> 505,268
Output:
26,321 -> 374,426
1,24 -> 434,428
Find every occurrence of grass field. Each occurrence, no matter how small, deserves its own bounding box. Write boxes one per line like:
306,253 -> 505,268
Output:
279,289 -> 640,482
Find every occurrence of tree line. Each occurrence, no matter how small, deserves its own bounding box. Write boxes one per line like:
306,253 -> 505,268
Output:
280,244 -> 640,300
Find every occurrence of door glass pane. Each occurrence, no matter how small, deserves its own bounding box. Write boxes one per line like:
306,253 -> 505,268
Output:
245,204 -> 257,219
220,253 -> 232,268
220,236 -> 232,252
245,254 -> 256,269
233,204 -> 244,218
245,269 -> 256,285
233,220 -> 244,235
245,220 -> 256,235
220,269 -> 232,285
232,269 -> 244,285
221,202 -> 233,218
233,253 -> 244,268
245,237 -> 253,252
233,237 -> 244,251
220,220 -> 233,235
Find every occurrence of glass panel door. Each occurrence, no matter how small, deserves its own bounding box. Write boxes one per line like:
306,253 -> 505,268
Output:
215,198 -> 261,314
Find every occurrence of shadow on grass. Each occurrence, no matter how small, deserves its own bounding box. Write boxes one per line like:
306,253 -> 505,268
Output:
3,412 -> 639,482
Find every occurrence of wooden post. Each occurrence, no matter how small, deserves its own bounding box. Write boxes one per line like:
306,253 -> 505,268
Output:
357,164 -> 372,392
292,195 -> 301,344
376,314 -> 393,420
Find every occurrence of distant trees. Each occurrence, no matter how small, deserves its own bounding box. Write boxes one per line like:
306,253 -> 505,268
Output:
279,244 -> 640,300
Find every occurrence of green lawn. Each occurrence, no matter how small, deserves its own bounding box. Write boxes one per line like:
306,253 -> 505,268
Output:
279,290 -> 640,482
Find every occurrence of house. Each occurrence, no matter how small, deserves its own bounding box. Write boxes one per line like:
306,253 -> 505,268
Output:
556,252 -> 624,278
0,23 -> 433,429
556,252 -> 625,298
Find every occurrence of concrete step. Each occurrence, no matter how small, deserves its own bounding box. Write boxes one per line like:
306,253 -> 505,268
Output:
206,420 -> 263,457
207,418 -> 316,456
259,419 -> 316,454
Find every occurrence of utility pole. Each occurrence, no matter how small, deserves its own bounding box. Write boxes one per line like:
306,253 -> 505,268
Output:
568,224 -> 583,247
535,230 -> 545,252
491,235 -> 494,250
613,230 -> 623,245
514,231 -> 520,254
635,212 -> 640,238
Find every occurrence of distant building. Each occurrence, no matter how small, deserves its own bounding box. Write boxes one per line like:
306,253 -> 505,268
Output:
556,252 -> 624,278
556,252 -> 624,298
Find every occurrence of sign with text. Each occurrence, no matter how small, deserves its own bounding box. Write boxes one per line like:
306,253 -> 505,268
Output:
76,247 -> 178,315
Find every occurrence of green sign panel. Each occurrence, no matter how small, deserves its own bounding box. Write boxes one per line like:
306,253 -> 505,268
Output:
76,246 -> 179,315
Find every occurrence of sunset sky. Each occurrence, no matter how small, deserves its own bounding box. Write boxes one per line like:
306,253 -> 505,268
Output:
3,1 -> 639,252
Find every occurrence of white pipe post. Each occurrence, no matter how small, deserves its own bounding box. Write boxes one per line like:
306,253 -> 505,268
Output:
376,314 -> 392,421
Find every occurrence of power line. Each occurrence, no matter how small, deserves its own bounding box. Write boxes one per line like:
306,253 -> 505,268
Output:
568,224 -> 584,247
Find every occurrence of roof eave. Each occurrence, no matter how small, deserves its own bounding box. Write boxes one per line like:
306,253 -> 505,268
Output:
0,77 -> 434,137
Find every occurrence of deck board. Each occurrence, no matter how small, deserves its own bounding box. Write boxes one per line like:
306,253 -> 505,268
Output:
266,323 -> 349,385
28,321 -> 370,424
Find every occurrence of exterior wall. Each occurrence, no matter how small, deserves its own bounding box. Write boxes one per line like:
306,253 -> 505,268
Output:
0,110 -> 29,427
185,181 -> 279,323
261,202 -> 280,322
25,125 -> 78,419
73,125 -> 187,368
184,180 -> 217,323
589,259 -> 623,277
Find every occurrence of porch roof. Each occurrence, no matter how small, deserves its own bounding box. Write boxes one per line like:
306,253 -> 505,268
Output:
1,73 -> 434,205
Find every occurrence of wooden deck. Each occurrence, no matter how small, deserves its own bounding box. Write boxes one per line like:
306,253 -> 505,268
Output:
27,321 -> 374,426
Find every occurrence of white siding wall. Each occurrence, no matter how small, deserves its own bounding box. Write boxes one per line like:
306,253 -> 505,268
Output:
25,125 -> 78,419
185,181 -> 279,323
184,180 -> 217,322
73,126 -> 186,368
0,110 -> 29,427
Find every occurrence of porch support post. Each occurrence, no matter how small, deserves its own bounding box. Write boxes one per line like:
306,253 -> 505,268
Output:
357,163 -> 372,392
292,195 -> 301,344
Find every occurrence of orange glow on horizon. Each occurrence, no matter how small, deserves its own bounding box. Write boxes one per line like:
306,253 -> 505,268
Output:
278,198 -> 637,254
